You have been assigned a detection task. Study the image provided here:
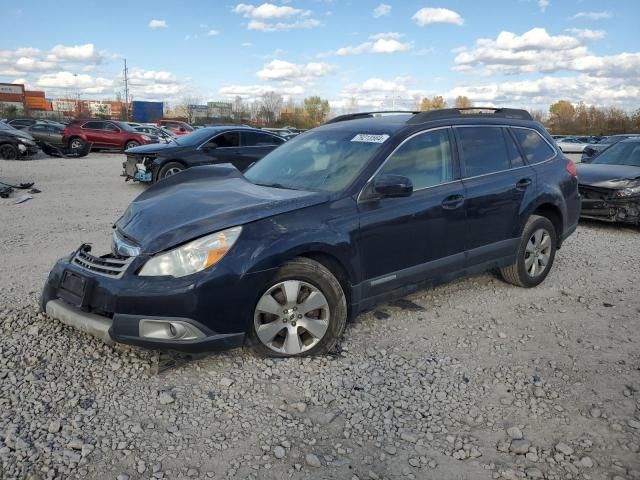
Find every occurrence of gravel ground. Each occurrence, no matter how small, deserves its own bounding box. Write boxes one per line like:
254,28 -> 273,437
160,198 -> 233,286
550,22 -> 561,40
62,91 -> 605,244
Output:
1,153 -> 639,480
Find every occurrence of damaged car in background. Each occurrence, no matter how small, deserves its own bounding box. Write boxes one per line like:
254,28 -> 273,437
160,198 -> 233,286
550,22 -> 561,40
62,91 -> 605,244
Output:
0,121 -> 39,159
123,126 -> 285,183
577,137 -> 640,225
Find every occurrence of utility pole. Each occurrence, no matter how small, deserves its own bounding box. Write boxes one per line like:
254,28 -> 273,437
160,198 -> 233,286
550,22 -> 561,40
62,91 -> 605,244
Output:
123,58 -> 130,121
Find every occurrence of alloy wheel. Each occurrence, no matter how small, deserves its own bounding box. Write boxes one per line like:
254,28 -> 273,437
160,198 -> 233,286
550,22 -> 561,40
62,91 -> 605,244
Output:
164,167 -> 182,177
254,280 -> 330,355
524,228 -> 551,277
70,139 -> 83,149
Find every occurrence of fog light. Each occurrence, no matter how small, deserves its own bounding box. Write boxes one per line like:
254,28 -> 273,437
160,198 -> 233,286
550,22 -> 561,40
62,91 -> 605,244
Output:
139,319 -> 205,341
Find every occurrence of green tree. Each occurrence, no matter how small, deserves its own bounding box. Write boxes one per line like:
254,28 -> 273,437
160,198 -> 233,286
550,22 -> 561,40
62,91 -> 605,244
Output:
303,96 -> 330,126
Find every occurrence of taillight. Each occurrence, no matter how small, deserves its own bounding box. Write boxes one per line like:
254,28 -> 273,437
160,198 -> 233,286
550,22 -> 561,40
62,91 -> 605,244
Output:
565,159 -> 577,177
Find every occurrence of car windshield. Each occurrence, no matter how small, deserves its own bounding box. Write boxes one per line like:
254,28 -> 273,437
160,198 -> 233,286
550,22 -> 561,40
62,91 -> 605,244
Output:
244,129 -> 388,192
592,141 -> 640,167
0,121 -> 17,131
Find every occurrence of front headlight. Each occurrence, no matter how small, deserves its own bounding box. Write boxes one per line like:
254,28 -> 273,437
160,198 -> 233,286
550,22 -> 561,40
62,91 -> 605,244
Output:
138,226 -> 242,277
141,135 -> 151,141
613,184 -> 640,198
18,137 -> 35,145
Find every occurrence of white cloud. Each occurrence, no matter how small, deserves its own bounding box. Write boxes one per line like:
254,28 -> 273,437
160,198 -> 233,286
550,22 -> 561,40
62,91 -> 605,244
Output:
14,57 -> 56,72
413,8 -> 464,27
218,83 -> 305,100
570,11 -> 612,21
241,42 -> 253,47
35,71 -> 114,93
538,0 -> 549,13
329,33 -> 412,56
233,2 -> 320,31
333,76 -> 423,111
148,19 -> 168,29
453,27 -> 639,78
48,44 -> 104,62
233,3 -> 308,19
445,75 -> 640,108
565,28 -> 606,41
257,59 -> 335,83
207,29 -> 219,36
372,3 -> 391,18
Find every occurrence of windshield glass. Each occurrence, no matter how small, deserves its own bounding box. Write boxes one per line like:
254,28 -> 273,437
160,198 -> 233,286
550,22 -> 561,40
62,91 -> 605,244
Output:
0,121 -> 17,131
592,142 -> 640,167
245,129 -> 388,192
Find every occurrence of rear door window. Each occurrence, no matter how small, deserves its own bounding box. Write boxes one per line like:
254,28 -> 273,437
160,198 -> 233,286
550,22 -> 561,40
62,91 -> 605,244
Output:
512,128 -> 556,164
242,131 -> 285,146
456,126 -> 510,177
82,121 -> 105,130
504,129 -> 524,167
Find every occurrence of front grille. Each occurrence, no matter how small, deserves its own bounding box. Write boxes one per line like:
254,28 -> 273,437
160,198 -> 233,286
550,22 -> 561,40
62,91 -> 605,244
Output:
578,185 -> 612,201
72,248 -> 133,279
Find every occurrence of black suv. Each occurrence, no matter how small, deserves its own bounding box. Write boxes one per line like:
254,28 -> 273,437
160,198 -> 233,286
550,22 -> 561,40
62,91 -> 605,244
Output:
42,108 -> 580,357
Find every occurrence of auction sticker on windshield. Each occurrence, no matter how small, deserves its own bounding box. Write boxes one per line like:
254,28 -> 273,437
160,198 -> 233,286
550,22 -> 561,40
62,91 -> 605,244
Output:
351,134 -> 390,143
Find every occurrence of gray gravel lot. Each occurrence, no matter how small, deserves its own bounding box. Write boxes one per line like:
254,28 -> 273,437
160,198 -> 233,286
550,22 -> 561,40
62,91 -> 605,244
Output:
1,153 -> 639,480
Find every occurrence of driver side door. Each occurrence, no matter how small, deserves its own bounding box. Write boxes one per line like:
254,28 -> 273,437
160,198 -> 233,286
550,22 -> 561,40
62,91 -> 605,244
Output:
355,128 -> 467,299
199,131 -> 243,168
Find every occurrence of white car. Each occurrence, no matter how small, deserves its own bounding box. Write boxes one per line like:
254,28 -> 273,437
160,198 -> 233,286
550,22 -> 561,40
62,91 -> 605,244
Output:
555,137 -> 589,153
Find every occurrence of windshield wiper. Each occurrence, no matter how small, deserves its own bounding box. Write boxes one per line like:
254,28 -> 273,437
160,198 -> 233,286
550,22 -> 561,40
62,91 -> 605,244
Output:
254,182 -> 300,190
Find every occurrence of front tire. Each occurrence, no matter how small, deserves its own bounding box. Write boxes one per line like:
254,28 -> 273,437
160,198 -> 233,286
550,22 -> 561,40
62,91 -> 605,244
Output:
249,258 -> 347,357
125,140 -> 139,150
500,215 -> 557,288
69,137 -> 86,151
0,143 -> 18,160
157,162 -> 185,181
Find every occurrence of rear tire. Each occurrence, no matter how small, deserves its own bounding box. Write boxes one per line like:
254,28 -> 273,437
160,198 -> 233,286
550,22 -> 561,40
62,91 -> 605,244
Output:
249,257 -> 347,357
500,215 -> 557,288
0,143 -> 18,160
157,162 -> 185,181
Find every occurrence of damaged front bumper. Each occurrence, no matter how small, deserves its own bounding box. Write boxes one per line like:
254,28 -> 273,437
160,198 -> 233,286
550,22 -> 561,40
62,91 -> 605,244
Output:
122,155 -> 153,183
579,185 -> 640,224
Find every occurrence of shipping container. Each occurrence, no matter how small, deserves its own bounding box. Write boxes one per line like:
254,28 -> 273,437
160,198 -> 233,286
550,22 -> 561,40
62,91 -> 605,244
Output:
25,96 -> 48,110
0,83 -> 25,95
0,93 -> 25,103
132,101 -> 164,123
25,90 -> 45,98
52,99 -> 77,112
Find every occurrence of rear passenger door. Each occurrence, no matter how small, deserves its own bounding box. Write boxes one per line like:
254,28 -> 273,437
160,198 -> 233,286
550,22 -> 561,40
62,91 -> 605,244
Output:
81,121 -> 108,146
454,126 -> 537,265
240,131 -> 285,170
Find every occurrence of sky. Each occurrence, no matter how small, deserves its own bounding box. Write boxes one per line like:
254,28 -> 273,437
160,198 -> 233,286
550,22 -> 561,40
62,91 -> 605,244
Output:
1,0 -> 638,113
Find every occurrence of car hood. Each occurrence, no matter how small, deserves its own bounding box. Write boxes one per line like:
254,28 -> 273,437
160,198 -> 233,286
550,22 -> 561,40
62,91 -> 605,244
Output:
115,164 -> 330,254
577,163 -> 640,189
4,129 -> 34,141
125,141 -> 188,155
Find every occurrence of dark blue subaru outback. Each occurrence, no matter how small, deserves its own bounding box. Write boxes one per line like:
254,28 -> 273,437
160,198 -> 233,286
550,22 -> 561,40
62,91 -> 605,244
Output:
42,108 -> 580,357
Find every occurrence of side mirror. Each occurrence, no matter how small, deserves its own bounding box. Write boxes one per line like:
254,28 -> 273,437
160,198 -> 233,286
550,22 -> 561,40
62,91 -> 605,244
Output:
373,174 -> 413,198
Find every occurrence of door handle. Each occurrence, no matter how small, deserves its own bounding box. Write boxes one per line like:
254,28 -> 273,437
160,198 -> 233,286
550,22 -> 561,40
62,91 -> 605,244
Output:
441,194 -> 465,210
516,178 -> 532,190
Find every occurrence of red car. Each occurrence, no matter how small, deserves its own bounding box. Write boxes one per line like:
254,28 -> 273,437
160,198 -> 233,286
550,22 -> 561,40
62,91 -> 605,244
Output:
63,119 -> 154,151
157,120 -> 193,135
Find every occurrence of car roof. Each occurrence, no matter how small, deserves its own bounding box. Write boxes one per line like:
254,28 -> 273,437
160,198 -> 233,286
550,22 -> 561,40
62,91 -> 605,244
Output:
619,137 -> 640,143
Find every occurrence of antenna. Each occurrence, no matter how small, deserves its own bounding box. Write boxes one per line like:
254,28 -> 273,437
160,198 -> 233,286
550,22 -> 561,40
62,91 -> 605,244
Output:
123,59 -> 130,121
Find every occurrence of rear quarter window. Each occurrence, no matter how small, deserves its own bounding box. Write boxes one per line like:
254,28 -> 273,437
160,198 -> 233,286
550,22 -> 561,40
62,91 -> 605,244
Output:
512,128 -> 555,164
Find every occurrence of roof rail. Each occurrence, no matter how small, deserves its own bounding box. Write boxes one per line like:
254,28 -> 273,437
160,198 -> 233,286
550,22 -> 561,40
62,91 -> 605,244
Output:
325,110 -> 418,125
407,107 -> 533,124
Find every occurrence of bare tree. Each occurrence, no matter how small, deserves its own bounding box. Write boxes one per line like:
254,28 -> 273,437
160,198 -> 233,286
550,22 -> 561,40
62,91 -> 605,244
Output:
259,91 -> 283,126
454,96 -> 472,108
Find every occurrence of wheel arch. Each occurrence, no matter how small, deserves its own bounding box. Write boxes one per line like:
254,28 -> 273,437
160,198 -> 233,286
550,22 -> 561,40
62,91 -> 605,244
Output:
531,202 -> 563,247
296,251 -> 352,308
153,158 -> 187,182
